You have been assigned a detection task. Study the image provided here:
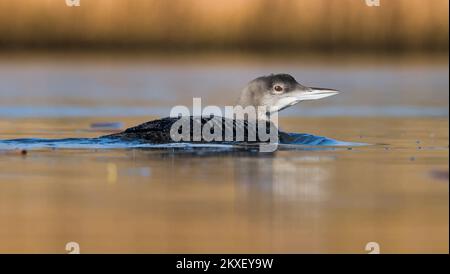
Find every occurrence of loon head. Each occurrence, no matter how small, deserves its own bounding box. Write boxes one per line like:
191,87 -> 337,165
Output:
237,74 -> 339,115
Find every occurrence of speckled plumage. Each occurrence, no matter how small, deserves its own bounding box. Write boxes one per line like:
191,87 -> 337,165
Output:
104,116 -> 280,144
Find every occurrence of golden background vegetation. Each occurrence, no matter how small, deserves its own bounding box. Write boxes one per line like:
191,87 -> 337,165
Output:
0,0 -> 448,52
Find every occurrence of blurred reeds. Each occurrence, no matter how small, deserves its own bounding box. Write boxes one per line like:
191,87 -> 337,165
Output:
0,0 -> 448,53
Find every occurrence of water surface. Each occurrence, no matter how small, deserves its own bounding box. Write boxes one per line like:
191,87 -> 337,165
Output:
0,57 -> 448,253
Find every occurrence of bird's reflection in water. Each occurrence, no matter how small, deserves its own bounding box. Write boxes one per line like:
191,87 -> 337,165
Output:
232,154 -> 335,203
139,148 -> 336,203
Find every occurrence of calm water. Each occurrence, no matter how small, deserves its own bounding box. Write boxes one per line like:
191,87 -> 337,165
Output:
0,56 -> 448,253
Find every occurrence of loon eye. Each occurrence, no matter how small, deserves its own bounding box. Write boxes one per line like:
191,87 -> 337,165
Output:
273,85 -> 283,93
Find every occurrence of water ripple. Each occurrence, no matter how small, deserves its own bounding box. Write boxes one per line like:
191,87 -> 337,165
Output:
0,133 -> 367,151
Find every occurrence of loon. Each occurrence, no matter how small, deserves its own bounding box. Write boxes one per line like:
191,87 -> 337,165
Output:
104,74 -> 339,144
